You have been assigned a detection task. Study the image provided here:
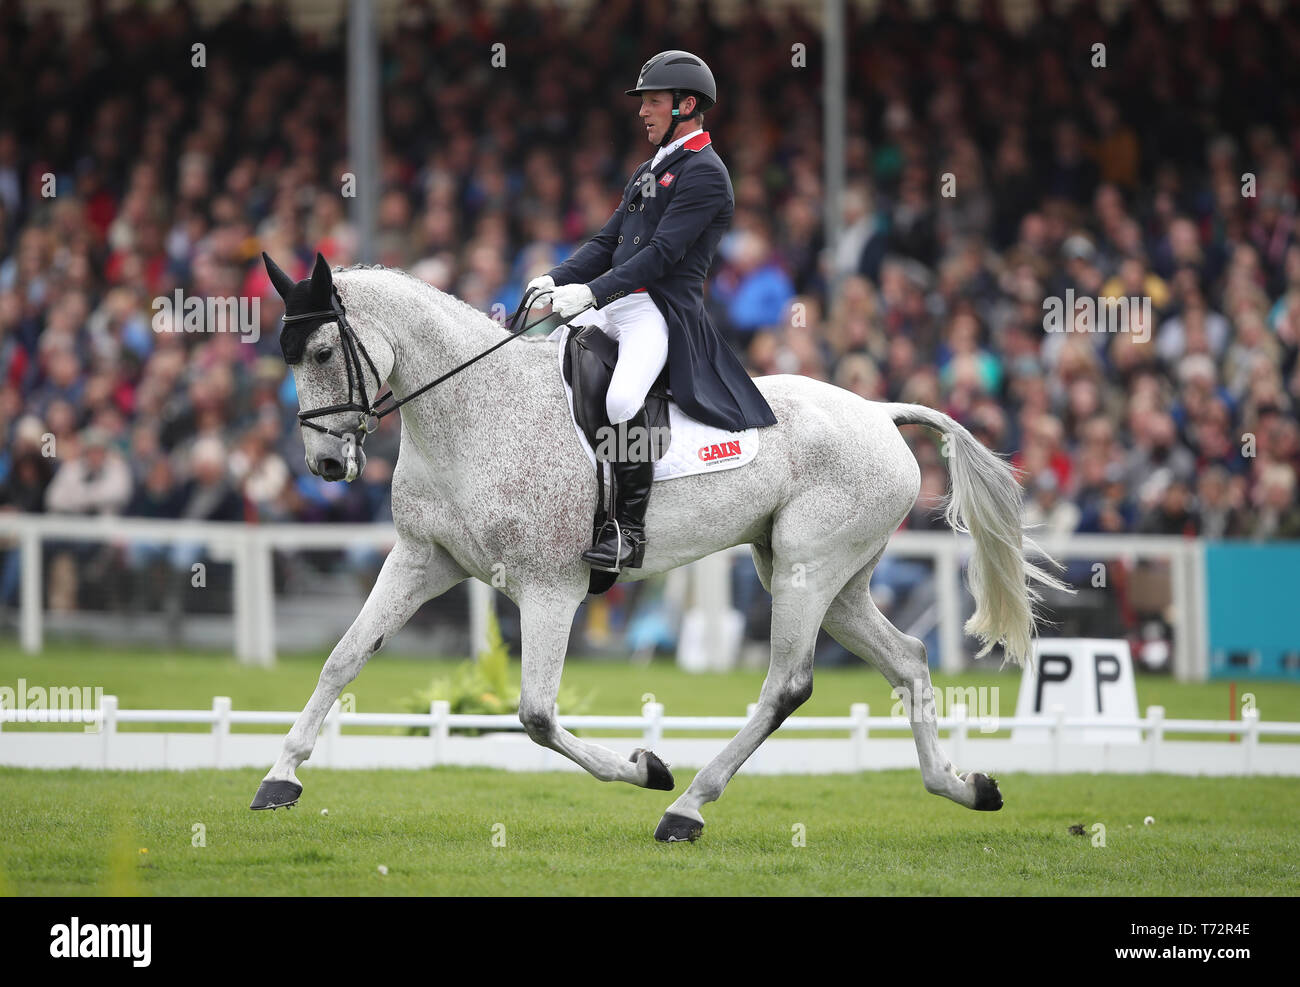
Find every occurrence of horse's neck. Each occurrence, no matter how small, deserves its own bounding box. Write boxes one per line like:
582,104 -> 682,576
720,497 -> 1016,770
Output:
366,277 -> 500,369
350,271 -> 550,458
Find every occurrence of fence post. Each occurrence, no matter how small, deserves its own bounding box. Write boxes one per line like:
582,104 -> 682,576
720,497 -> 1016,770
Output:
1242,708 -> 1259,775
212,696 -> 231,769
696,551 -> 734,671
232,530 -> 251,664
1170,542 -> 1192,682
251,530 -> 276,667
1188,540 -> 1210,682
323,699 -> 341,767
469,581 -> 492,660
950,703 -> 968,768
850,703 -> 868,770
431,700 -> 449,767
936,542 -> 963,673
1050,703 -> 1066,773
1146,705 -> 1164,773
100,694 -> 118,768
643,701 -> 664,749
20,526 -> 41,655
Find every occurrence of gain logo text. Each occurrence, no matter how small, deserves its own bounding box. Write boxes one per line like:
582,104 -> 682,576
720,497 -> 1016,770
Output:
699,440 -> 742,463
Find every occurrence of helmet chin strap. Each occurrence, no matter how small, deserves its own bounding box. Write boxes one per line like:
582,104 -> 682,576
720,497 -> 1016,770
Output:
658,88 -> 689,148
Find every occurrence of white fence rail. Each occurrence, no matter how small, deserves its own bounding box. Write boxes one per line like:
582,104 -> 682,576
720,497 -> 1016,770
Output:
0,514 -> 1208,678
0,513 -> 495,668
4,698 -> 1295,776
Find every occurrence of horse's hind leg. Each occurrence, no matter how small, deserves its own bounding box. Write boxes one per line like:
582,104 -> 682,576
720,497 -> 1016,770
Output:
821,559 -> 1002,811
516,590 -> 672,789
250,539 -> 466,809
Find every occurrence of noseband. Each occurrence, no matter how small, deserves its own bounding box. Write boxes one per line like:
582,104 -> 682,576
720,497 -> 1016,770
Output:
286,285 -> 592,478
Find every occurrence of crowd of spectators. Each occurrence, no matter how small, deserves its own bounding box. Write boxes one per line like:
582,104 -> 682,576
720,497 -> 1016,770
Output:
2,0 -> 1300,614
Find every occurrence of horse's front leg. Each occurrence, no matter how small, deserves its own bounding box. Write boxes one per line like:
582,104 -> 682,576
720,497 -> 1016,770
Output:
516,590 -> 674,790
250,539 -> 466,809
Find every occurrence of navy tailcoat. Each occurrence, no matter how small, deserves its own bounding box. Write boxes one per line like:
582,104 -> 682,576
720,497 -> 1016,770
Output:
548,131 -> 778,431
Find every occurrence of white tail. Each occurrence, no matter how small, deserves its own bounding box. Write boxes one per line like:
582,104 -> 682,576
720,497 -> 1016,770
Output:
886,403 -> 1070,666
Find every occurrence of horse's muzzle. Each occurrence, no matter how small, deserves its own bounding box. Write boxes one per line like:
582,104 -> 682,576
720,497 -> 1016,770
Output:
311,445 -> 365,483
319,457 -> 347,481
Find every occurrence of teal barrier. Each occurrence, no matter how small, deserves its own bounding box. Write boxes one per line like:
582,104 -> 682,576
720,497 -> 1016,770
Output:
1206,541 -> 1300,679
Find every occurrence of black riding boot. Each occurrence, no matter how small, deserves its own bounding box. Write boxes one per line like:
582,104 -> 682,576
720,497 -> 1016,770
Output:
582,408 -> 655,572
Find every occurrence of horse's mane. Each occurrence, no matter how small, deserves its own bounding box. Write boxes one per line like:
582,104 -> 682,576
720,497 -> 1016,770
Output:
336,262 -> 552,343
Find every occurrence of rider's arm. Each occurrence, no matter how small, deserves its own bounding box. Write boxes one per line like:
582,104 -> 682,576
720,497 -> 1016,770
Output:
585,167 -> 729,307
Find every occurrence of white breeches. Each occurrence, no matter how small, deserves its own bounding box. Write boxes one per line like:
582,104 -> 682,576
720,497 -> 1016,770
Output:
566,292 -> 669,424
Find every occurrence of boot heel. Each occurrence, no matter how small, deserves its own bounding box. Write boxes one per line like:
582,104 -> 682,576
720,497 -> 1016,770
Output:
625,533 -> 646,568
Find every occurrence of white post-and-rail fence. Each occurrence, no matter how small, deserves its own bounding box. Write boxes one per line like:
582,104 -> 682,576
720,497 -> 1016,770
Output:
0,513 -> 1209,679
3,698 -> 1296,776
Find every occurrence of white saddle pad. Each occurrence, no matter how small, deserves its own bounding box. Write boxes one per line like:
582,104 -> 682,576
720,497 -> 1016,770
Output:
552,323 -> 761,482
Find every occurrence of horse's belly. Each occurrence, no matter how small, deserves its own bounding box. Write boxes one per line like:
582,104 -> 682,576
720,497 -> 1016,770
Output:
628,458 -> 785,578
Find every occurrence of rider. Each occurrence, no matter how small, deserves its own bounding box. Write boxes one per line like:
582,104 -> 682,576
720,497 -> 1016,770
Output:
531,50 -> 778,574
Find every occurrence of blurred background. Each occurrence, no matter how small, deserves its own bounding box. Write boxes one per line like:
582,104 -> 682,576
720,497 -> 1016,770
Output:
1,0 -> 1298,682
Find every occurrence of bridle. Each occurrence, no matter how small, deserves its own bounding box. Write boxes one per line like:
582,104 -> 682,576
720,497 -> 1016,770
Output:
284,284 -> 592,480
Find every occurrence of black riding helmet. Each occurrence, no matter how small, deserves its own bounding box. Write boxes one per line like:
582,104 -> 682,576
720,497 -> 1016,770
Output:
625,50 -> 716,148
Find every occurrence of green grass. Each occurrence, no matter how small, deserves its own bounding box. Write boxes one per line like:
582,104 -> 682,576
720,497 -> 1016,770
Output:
4,643 -> 1299,895
2,767 -> 1297,895
3,641 -> 1299,741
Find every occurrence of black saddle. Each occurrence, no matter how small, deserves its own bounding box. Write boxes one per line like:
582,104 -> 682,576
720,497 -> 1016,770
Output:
562,324 -> 672,596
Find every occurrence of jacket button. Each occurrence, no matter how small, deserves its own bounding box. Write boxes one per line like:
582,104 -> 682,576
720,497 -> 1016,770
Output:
633,236 -> 640,244
618,235 -> 623,243
628,204 -> 635,212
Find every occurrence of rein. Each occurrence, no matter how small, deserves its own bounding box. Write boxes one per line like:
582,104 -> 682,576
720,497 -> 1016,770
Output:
288,285 -> 592,453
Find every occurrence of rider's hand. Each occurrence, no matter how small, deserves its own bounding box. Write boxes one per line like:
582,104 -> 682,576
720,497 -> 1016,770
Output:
551,283 -> 594,318
526,274 -> 555,300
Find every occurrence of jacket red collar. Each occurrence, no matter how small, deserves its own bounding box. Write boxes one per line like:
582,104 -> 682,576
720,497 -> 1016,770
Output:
683,130 -> 711,151
644,131 -> 711,178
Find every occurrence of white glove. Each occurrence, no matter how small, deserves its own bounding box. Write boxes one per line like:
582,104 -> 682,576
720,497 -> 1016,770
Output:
550,283 -> 594,318
526,274 -> 555,300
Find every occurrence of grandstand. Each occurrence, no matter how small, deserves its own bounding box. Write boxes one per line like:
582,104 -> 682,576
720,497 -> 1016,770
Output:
1,0 -> 1298,673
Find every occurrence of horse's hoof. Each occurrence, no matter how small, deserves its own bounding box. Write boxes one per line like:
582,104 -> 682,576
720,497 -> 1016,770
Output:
250,779 -> 302,811
654,810 -> 704,843
629,748 -> 675,791
965,772 -> 1003,811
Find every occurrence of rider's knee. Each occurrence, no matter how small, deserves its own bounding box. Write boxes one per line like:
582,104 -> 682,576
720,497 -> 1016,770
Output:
605,391 -> 642,426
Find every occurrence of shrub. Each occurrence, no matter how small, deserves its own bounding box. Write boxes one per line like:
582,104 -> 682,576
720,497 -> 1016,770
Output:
404,608 -> 593,735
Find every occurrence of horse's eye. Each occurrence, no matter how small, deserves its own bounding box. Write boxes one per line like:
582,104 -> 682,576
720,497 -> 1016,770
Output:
315,348 -> 333,365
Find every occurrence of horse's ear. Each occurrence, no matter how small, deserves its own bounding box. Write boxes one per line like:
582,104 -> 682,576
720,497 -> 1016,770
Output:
308,252 -> 334,308
262,252 -> 295,301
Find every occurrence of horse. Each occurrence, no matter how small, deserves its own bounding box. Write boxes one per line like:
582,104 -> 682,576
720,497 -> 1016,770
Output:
250,253 -> 1066,842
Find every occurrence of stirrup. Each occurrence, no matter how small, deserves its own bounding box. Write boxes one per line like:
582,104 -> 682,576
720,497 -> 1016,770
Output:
583,518 -> 622,573
583,518 -> 646,573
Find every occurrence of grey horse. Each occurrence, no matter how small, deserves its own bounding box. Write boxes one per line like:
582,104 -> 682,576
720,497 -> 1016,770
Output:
250,256 -> 1065,842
